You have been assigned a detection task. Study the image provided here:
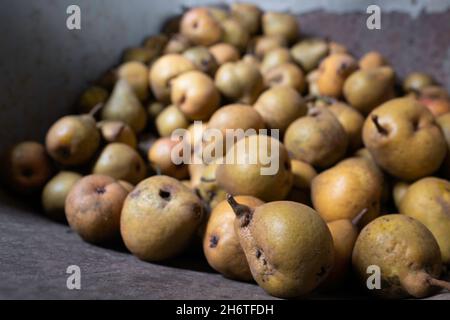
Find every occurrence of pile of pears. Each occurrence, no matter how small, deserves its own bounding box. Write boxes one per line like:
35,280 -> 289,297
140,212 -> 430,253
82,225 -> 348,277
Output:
2,4 -> 450,299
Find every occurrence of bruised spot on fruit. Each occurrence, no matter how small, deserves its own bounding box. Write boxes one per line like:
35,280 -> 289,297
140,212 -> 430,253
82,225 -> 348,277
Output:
256,249 -> 262,259
209,234 -> 219,248
191,203 -> 203,219
371,115 -> 389,136
268,73 -> 283,85
129,189 -> 141,199
56,145 -> 71,158
95,186 -> 106,195
337,62 -> 349,75
135,162 -> 142,172
316,266 -> 327,278
200,59 -> 209,67
159,189 -> 172,201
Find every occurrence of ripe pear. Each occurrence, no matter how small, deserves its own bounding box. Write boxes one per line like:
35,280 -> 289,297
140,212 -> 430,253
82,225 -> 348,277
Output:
65,174 -> 129,244
209,43 -> 240,65
196,161 -> 227,211
123,47 -> 157,64
230,3 -> 261,35
101,79 -> 147,133
254,86 -> 306,133
143,34 -> 169,54
171,71 -> 220,121
263,63 -> 306,92
121,175 -> 204,261
403,72 -> 434,93
183,46 -> 218,75
97,120 -> 137,149
328,101 -> 365,150
117,61 -> 150,101
216,134 -> 292,201
221,18 -> 250,51
148,137 -> 189,180
228,196 -> 334,298
163,33 -> 191,54
147,101 -> 165,119
262,12 -> 299,44
180,8 -> 222,46
149,54 -> 196,103
362,97 -> 447,181
311,157 -> 383,226
343,66 -> 395,114
215,60 -> 264,104
290,38 -> 329,73
46,114 -> 100,166
78,86 -> 109,114
400,177 -> 450,265
260,47 -> 292,74
416,85 -> 450,117
93,143 -> 147,185
284,106 -> 348,168
42,171 -> 82,221
436,113 -> 450,178
353,214 -> 450,299
317,53 -> 357,98
155,105 -> 190,138
250,36 -> 286,58
359,51 -> 388,70
3,141 -> 53,193
203,195 -> 263,281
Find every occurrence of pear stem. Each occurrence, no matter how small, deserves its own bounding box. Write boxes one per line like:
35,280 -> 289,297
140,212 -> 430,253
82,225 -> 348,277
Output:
428,277 -> 450,292
89,102 -> 104,117
352,208 -> 368,227
371,115 -> 388,136
226,194 -> 253,227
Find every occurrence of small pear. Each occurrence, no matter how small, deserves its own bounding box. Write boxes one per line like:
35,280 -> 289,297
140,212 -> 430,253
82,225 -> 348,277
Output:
46,114 -> 100,166
254,86 -> 306,133
155,105 -> 190,138
311,157 -> 383,225
78,86 -> 109,114
290,38 -> 329,72
209,43 -> 240,65
343,66 -> 395,114
101,79 -> 147,133
400,177 -> 450,265
97,120 -> 137,149
183,46 -> 218,75
93,143 -> 147,184
362,97 -> 447,181
204,195 -> 263,281
263,63 -> 306,92
262,12 -> 299,44
117,61 -> 150,102
121,175 -> 204,261
260,47 -> 292,74
228,196 -> 334,298
353,215 -> 450,299
359,51 -> 388,70
148,137 -> 189,180
284,106 -> 348,168
317,53 -> 357,98
328,101 -> 365,150
221,18 -> 250,51
180,8 -> 223,46
403,72 -> 434,93
42,171 -> 82,221
216,135 -> 293,201
230,3 -> 261,35
250,36 -> 287,58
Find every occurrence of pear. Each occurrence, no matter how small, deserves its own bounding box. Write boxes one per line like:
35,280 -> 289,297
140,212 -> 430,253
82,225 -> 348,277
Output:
353,214 -> 450,299
97,120 -> 137,149
311,157 -> 383,225
400,177 -> 450,265
230,3 -> 261,35
46,114 -> 100,166
149,54 -> 196,103
42,171 -> 82,221
215,60 -> 264,104
362,97 -> 447,181
250,35 -> 287,58
101,79 -> 147,133
120,175 -> 204,261
143,34 -> 168,55
359,51 -> 388,70
436,113 -> 450,178
117,61 -> 150,101
65,174 -> 129,244
290,38 -> 329,73
183,46 -> 218,75
147,101 -> 165,119
262,12 -> 299,44
284,106 -> 348,168
163,33 -> 191,54
155,105 -> 190,138
171,71 -> 220,121
180,7 -> 222,46
317,53 -> 357,98
196,161 -> 227,211
263,63 -> 306,92
343,66 -> 395,114
228,196 -> 334,298
254,86 -> 306,133
3,141 -> 53,194
209,43 -> 240,65
328,101 -> 365,150
286,159 -> 317,205
260,48 -> 292,74
93,143 -> 147,185
392,181 -> 410,210
416,85 -> 450,117
203,195 -> 263,281
221,18 -> 250,51
122,47 -> 157,64
403,72 -> 434,93
148,137 -> 189,180
216,135 -> 293,201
